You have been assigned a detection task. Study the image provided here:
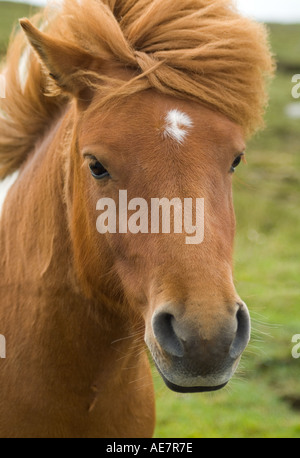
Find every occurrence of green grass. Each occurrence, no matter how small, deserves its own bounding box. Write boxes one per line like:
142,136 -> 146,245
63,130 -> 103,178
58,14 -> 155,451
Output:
0,1 -> 39,56
268,23 -> 300,68
1,2 -> 300,439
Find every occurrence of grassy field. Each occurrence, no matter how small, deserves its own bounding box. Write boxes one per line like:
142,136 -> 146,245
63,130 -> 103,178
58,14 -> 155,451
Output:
0,1 -> 39,56
0,1 -> 300,439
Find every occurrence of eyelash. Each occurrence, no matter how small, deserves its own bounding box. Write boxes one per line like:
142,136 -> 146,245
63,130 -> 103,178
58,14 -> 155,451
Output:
86,156 -> 110,180
230,154 -> 244,173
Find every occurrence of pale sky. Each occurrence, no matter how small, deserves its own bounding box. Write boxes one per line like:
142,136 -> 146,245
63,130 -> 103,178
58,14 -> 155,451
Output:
236,0 -> 300,23
1,0 -> 300,23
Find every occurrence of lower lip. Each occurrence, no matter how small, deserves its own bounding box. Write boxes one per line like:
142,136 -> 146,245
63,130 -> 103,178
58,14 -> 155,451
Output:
163,377 -> 228,394
155,364 -> 228,393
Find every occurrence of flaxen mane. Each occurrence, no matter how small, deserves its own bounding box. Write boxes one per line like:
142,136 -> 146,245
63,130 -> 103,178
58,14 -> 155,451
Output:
0,0 -> 274,179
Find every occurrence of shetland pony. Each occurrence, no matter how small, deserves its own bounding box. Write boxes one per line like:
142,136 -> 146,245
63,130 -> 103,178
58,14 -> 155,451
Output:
0,0 -> 273,438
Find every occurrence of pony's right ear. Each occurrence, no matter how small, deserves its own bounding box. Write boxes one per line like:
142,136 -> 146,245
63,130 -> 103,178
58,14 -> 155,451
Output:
19,18 -> 97,99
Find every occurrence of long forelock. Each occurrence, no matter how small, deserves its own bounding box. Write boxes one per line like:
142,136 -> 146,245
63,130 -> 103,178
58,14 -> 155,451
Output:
56,0 -> 274,137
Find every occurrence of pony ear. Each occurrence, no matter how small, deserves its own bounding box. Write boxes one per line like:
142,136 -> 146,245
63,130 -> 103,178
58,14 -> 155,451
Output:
19,18 -> 96,97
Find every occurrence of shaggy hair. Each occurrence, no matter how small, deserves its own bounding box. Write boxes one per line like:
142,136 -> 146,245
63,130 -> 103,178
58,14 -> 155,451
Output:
0,0 -> 274,179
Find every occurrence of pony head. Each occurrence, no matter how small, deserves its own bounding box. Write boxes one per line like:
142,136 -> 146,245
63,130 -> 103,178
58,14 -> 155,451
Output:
16,0 -> 274,392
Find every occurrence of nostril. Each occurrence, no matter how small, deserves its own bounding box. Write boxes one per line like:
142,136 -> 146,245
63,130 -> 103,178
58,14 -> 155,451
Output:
152,312 -> 184,358
229,303 -> 251,360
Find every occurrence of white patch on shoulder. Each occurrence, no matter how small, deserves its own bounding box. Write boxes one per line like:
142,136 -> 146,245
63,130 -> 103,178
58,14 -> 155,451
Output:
0,171 -> 19,219
164,109 -> 193,144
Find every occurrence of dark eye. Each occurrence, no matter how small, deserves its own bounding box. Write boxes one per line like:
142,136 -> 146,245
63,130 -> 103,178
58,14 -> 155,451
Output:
89,159 -> 110,180
230,155 -> 243,173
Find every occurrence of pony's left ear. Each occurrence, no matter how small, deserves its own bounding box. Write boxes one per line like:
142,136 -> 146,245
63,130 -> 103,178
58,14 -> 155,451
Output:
19,18 -> 97,98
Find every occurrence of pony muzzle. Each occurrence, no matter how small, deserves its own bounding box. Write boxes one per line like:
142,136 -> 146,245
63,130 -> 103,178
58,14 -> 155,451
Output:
146,302 -> 251,393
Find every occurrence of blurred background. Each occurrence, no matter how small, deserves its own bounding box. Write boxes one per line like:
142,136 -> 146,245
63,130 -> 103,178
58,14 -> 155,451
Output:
0,0 -> 299,438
